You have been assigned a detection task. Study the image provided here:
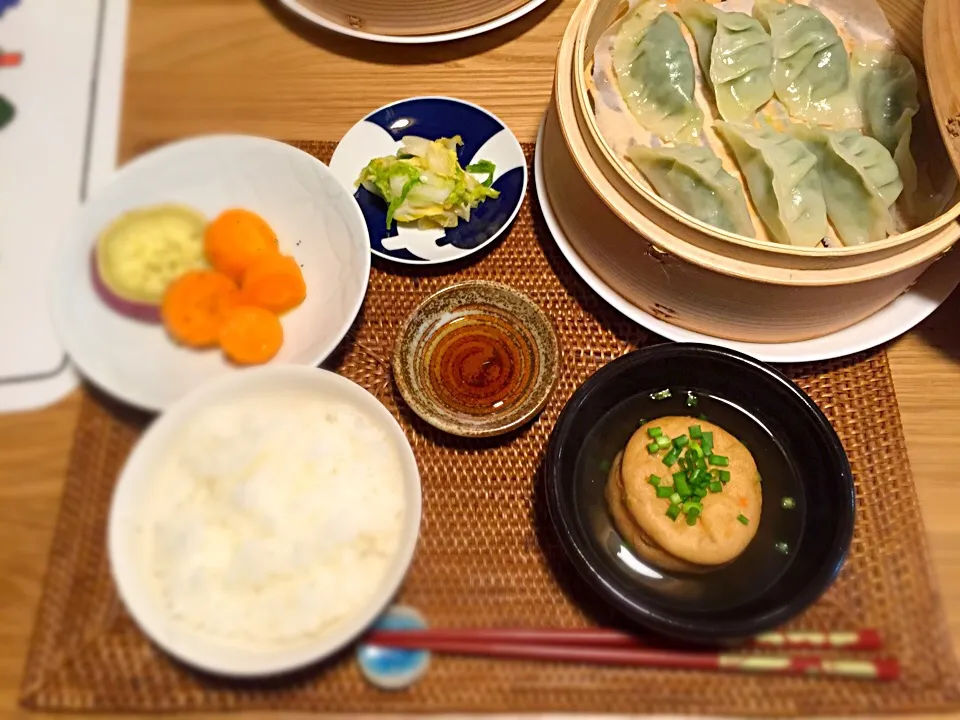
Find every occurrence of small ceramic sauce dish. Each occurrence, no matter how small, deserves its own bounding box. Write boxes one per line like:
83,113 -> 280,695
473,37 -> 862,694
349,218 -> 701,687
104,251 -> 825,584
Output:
393,280 -> 559,438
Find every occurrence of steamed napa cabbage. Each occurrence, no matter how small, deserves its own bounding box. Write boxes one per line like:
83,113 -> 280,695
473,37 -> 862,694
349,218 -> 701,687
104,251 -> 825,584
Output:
356,135 -> 500,230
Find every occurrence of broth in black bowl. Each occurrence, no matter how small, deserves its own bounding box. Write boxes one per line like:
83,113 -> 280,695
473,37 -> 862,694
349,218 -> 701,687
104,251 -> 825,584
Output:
546,344 -> 854,643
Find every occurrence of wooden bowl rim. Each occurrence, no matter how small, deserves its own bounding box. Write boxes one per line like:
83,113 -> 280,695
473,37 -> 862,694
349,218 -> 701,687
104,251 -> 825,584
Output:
278,0 -> 547,42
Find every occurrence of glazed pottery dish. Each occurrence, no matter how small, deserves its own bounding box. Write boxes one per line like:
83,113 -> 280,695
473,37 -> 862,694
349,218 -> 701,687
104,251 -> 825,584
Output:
393,280 -> 559,437
108,366 -> 422,677
546,343 -> 855,643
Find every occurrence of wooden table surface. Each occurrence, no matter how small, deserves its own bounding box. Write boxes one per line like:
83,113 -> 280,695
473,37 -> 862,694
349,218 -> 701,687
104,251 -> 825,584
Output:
2,1 -> 960,717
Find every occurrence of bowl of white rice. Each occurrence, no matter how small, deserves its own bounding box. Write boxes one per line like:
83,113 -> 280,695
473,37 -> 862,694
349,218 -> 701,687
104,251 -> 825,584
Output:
108,365 -> 421,677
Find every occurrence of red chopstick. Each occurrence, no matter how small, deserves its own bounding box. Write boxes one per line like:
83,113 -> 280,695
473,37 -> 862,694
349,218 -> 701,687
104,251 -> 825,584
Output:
363,635 -> 898,681
367,627 -> 884,652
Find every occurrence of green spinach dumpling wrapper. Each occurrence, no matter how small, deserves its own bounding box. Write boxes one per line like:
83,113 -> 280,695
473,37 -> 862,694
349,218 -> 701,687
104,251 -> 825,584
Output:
753,0 -> 860,128
851,44 -> 920,218
613,3 -> 704,144
791,125 -> 902,246
678,0 -> 774,122
715,121 -> 827,246
628,143 -> 755,236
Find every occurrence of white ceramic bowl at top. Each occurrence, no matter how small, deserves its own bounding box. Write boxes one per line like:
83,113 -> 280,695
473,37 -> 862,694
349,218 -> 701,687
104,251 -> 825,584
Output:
50,135 -> 371,412
108,365 -> 422,677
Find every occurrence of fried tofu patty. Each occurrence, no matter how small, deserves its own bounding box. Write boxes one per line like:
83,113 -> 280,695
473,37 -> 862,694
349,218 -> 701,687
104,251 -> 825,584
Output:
620,416 -> 761,566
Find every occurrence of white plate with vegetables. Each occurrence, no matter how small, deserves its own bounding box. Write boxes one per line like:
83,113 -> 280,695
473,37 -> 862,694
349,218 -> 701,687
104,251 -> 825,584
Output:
50,135 -> 371,412
329,97 -> 527,265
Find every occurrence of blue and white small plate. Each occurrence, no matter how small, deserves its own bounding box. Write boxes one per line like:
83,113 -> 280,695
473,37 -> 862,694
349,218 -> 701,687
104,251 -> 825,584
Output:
330,97 -> 527,265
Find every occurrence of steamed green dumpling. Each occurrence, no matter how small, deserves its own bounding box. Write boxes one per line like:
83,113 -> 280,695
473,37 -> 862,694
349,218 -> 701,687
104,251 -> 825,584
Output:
628,143 -> 756,236
791,125 -> 902,246
613,5 -> 704,144
678,0 -> 774,122
851,44 -> 919,215
715,121 -> 827,246
753,0 -> 860,128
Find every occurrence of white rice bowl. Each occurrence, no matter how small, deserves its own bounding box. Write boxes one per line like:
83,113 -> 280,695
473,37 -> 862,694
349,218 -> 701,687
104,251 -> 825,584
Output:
108,366 -> 422,677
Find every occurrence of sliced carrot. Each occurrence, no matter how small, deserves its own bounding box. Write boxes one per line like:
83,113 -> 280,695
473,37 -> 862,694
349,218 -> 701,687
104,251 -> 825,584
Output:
240,254 -> 307,313
204,209 -> 279,282
219,306 -> 283,365
161,270 -> 240,348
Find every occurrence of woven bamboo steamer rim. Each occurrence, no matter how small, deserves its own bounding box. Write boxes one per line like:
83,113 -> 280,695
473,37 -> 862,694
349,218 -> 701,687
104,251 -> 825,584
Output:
565,0 -> 960,275
923,0 -> 960,178
554,0 -> 960,286
289,0 -> 532,36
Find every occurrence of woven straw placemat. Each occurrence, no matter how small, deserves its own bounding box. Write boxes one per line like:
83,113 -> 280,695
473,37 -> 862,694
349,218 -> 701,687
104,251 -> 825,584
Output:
20,142 -> 960,716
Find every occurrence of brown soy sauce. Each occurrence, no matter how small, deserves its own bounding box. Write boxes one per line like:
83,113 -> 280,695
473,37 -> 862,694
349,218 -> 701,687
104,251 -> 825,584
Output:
423,311 -> 538,417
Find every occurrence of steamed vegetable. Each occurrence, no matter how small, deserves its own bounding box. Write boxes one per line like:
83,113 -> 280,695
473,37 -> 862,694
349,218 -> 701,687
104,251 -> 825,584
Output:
240,254 -> 306,314
93,204 -> 207,321
219,306 -> 283,365
161,270 -> 240,348
204,208 -> 279,281
356,135 -> 500,229
91,252 -> 161,323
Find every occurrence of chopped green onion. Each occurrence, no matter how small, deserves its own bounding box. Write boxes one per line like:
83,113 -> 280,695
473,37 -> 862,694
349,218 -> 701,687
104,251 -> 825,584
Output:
647,427 -> 663,438
672,435 -> 689,449
719,470 -> 731,483
662,449 -> 679,466
701,432 -> 714,455
737,514 -> 749,526
648,474 -> 661,486
674,473 -> 691,497
709,454 -> 729,466
656,435 -> 671,449
647,442 -> 659,454
694,487 -> 708,498
696,458 -> 707,472
688,467 -> 702,484
686,510 -> 700,525
681,500 -> 702,513
655,485 -> 674,498
709,481 -> 723,493
775,541 -> 790,554
685,391 -> 698,408
666,504 -> 682,521
650,389 -> 672,400
689,425 -> 703,439
687,444 -> 703,459
670,492 -> 683,506
781,496 -> 795,509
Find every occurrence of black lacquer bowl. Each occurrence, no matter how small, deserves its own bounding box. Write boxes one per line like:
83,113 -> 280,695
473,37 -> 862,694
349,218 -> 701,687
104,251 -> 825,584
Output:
545,343 -> 855,643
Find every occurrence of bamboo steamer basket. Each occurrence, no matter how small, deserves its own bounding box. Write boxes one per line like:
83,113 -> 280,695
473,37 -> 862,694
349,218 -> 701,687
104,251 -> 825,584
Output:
288,0 -> 532,36
574,0 -> 960,268
549,0 -> 960,342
